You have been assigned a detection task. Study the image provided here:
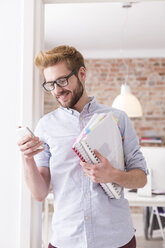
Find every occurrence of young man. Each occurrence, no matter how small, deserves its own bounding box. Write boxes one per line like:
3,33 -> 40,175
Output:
18,45 -> 147,248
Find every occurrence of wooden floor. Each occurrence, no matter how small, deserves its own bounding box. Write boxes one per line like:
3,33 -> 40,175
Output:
136,236 -> 165,248
132,213 -> 165,248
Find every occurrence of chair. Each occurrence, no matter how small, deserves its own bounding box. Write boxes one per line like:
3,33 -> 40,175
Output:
143,206 -> 165,240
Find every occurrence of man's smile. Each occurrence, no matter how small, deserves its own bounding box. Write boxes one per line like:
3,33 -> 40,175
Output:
56,91 -> 71,101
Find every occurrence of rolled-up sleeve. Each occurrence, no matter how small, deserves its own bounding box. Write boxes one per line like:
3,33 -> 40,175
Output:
34,118 -> 51,168
118,111 -> 148,174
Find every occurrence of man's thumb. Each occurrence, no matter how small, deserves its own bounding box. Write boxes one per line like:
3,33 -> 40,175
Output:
94,149 -> 103,161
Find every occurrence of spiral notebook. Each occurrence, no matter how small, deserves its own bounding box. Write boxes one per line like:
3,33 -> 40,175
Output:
72,112 -> 124,199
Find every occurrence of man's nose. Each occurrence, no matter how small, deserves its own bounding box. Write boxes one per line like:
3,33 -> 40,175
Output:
53,83 -> 63,94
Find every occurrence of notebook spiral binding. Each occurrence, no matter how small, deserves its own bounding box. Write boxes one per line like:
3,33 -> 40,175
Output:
82,141 -> 121,199
85,144 -> 100,162
73,142 -> 121,199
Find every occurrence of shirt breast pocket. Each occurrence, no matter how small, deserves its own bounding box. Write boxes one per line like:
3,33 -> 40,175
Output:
48,135 -> 77,165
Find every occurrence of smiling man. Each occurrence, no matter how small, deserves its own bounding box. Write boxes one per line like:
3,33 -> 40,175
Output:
43,62 -> 88,111
17,45 -> 147,248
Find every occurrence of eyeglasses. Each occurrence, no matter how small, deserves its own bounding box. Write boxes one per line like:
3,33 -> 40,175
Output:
42,69 -> 76,92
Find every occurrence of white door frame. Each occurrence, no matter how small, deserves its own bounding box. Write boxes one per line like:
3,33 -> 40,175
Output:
19,0 -> 44,248
20,0 -> 160,247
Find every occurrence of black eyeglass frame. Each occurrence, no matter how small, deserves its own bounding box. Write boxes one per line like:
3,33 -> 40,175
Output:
42,69 -> 76,92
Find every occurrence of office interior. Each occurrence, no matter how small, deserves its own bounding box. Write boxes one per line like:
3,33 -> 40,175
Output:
42,1 -> 165,248
0,1 -> 165,248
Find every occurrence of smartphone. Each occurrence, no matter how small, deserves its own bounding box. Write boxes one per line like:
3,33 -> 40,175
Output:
17,127 -> 44,149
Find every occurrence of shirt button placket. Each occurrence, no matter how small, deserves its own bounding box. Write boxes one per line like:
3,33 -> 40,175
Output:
83,175 -> 94,247
84,193 -> 88,198
79,112 -> 94,247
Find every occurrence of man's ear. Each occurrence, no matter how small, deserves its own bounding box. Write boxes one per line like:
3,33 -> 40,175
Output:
78,66 -> 86,83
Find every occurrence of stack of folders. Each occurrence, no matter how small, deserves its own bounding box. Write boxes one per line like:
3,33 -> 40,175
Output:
72,112 -> 125,199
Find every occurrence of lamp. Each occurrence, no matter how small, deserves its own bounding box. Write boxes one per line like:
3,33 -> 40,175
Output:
112,84 -> 143,117
112,2 -> 143,118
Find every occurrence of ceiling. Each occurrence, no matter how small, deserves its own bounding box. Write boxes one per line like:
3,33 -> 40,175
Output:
44,1 -> 165,58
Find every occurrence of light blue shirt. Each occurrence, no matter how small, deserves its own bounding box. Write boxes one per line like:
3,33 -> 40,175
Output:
34,97 -> 147,248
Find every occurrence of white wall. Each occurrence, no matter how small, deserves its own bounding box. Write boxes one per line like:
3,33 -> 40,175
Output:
0,1 -> 44,247
0,0 -> 22,247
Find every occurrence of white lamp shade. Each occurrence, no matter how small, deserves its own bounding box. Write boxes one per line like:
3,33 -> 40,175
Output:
112,85 -> 143,118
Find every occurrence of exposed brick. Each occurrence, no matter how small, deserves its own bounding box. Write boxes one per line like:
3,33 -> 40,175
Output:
136,77 -> 147,81
159,72 -> 165,76
44,58 -> 165,139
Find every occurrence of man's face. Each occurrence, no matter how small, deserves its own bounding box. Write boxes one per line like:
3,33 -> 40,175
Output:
43,62 -> 85,109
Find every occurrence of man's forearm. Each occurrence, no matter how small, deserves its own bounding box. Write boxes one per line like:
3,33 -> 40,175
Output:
23,157 -> 50,201
113,168 -> 147,189
81,150 -> 147,188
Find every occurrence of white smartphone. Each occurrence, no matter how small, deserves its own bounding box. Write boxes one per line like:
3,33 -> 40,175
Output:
17,127 -> 44,149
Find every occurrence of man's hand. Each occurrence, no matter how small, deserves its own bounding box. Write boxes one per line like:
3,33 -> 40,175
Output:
17,128 -> 49,202
80,149 -> 147,189
80,149 -> 117,183
17,134 -> 45,159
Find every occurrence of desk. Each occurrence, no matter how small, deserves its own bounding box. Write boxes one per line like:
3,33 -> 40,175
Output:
124,190 -> 165,207
124,190 -> 165,240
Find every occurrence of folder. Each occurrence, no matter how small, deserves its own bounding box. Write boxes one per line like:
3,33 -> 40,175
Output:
72,112 -> 124,199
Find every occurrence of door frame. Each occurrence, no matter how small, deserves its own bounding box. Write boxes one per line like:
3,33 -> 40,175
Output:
19,0 -> 44,247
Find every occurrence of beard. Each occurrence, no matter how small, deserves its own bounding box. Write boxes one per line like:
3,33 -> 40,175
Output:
55,77 -> 84,109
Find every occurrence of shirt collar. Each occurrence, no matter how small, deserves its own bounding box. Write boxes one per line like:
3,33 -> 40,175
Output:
82,96 -> 97,113
59,96 -> 97,115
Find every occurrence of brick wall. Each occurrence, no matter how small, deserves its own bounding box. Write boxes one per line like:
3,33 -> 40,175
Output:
44,58 -> 165,138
